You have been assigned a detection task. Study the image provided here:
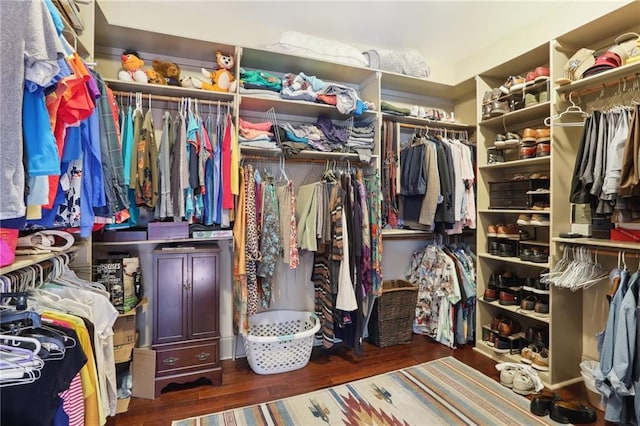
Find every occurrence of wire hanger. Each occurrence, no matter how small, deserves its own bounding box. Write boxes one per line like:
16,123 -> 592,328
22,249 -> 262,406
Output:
544,91 -> 589,126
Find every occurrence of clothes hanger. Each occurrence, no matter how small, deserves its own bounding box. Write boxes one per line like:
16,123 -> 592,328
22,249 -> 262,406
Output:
544,92 -> 589,126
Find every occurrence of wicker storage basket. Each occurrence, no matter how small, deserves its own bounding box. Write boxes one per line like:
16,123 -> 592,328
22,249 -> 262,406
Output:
369,280 -> 419,347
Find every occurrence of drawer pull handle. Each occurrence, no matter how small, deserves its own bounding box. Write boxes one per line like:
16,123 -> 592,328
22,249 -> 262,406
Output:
163,356 -> 179,366
195,352 -> 210,361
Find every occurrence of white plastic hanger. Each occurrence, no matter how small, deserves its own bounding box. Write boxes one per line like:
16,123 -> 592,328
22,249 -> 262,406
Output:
544,92 -> 589,126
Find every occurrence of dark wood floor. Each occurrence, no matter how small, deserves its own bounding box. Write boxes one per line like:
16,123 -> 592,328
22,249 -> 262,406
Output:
107,335 -> 607,426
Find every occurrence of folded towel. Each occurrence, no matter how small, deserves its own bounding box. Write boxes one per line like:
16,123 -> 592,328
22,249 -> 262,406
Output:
364,48 -> 431,79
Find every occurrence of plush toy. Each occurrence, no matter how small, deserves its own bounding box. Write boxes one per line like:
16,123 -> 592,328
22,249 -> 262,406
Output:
190,51 -> 237,92
152,59 -> 181,86
145,69 -> 166,85
118,49 -> 148,84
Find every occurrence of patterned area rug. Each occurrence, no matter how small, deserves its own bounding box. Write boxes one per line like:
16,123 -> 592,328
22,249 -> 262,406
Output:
172,356 -> 561,425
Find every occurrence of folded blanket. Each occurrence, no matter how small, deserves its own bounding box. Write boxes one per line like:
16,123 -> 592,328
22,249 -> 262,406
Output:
266,31 -> 368,68
364,48 -> 431,79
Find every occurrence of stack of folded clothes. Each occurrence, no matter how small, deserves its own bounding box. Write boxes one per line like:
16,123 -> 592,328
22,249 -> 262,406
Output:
238,118 -> 278,150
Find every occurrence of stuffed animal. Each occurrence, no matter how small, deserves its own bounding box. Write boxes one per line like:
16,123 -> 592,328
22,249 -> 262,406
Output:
118,49 -> 148,84
190,51 -> 237,92
152,59 -> 181,86
145,69 -> 166,85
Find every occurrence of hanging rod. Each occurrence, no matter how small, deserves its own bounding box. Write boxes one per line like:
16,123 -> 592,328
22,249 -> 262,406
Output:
111,90 -> 233,107
561,72 -> 640,100
241,154 -> 373,166
559,242 -> 640,259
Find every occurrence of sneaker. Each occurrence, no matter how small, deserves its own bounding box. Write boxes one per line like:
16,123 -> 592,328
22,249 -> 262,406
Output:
517,214 -> 531,225
499,76 -> 517,94
500,366 -> 519,388
500,365 -> 519,388
487,148 -> 505,164
530,214 -> 550,226
513,369 -> 537,395
532,347 -> 550,371
525,71 -> 537,86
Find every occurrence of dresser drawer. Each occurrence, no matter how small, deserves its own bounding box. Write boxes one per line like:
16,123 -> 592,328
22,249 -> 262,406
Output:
155,341 -> 219,373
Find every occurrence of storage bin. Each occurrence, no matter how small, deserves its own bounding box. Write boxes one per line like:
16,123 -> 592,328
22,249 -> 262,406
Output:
369,279 -> 419,348
244,310 -> 320,375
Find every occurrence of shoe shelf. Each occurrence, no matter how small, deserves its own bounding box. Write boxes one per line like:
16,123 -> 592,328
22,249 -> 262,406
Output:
555,61 -> 640,97
479,156 -> 550,170
473,341 -> 551,386
478,253 -> 549,268
478,298 -> 550,324
478,102 -> 550,130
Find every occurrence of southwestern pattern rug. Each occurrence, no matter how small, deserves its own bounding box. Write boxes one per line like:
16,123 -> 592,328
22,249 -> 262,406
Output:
172,356 -> 561,425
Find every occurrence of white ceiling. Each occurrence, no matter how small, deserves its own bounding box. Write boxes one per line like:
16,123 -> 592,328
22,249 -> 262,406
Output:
97,0 -> 631,84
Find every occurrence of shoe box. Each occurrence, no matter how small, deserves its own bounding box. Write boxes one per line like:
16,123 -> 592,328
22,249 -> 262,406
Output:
489,178 -> 549,209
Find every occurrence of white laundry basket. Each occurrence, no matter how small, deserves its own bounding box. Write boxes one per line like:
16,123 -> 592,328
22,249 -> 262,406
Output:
244,310 -> 320,375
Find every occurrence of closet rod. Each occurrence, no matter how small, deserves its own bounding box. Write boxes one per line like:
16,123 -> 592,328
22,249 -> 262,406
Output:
241,154 -> 370,165
111,90 -> 233,107
561,72 -> 639,100
561,243 -> 640,259
397,122 -> 471,139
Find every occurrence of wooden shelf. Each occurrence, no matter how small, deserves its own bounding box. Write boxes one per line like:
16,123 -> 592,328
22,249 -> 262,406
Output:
519,240 -> 550,247
93,236 -> 232,247
381,113 -> 474,130
239,147 -> 378,164
239,95 -> 377,120
1,245 -> 82,275
478,253 -> 549,268
478,298 -> 550,324
381,229 -> 433,239
104,78 -> 235,103
555,62 -> 640,96
478,209 -> 551,215
479,102 -> 550,130
479,156 -> 550,170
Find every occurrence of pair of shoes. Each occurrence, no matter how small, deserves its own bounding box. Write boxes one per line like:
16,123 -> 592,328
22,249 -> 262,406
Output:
504,132 -> 521,147
521,127 -> 551,144
525,326 -> 549,346
500,364 -> 541,395
531,201 -> 550,211
496,224 -> 519,238
494,133 -> 507,147
520,247 -> 534,262
519,144 -> 537,159
487,224 -> 499,237
483,287 -> 498,302
530,213 -> 550,226
531,347 -> 550,371
496,317 -> 521,337
489,241 -> 500,256
498,242 -> 516,257
524,66 -> 550,86
530,390 -> 561,416
517,214 -> 531,225
409,105 -> 427,118
520,344 -> 540,364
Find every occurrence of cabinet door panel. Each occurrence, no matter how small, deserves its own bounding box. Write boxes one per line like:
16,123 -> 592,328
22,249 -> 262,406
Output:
154,254 -> 188,344
188,252 -> 219,340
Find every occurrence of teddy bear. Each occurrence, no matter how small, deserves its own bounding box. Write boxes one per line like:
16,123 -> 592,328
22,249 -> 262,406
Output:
152,59 -> 181,86
145,69 -> 166,85
118,49 -> 148,84
187,51 -> 237,92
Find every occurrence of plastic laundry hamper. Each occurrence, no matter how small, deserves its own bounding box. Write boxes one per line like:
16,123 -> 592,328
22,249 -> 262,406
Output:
244,310 -> 320,375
